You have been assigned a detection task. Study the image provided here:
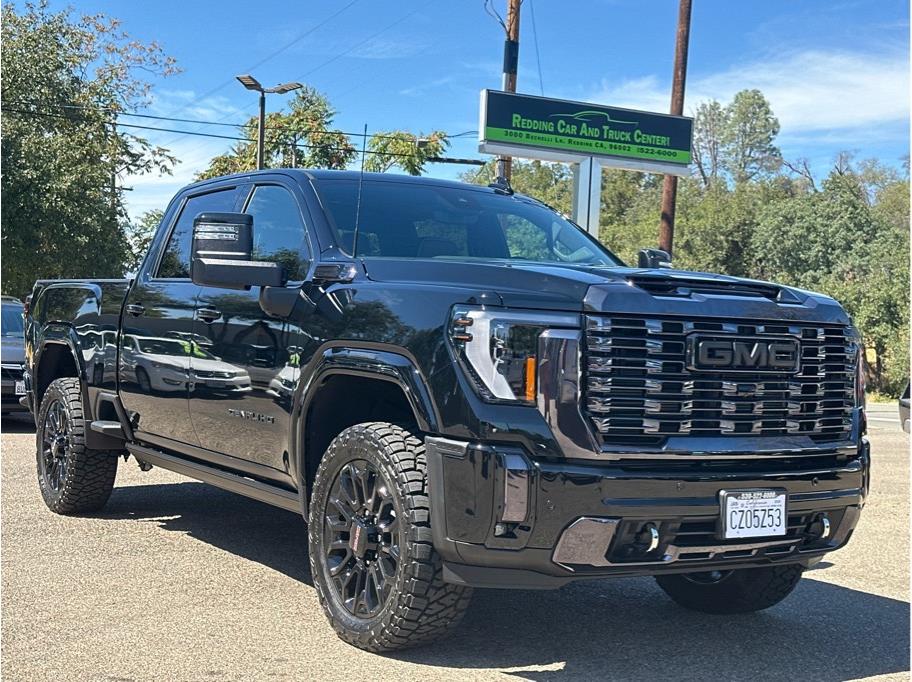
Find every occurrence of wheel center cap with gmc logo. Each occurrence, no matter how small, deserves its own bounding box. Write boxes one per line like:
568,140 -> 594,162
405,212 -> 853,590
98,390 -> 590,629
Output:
686,335 -> 800,373
349,518 -> 370,557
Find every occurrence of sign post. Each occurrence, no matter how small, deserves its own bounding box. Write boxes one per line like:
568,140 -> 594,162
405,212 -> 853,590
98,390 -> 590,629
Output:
479,90 -> 693,237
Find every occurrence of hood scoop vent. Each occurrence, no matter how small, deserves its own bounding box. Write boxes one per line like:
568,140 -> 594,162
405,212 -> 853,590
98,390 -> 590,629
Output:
628,275 -> 802,304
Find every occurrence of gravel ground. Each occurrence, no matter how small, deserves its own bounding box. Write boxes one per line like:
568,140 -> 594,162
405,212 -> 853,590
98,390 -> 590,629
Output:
1,404 -> 908,681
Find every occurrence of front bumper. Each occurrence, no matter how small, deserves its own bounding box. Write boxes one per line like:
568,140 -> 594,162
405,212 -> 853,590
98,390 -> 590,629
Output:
1,364 -> 28,412
426,436 -> 869,589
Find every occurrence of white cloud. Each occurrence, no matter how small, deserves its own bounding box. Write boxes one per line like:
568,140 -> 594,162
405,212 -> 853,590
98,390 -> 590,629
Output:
589,48 -> 909,134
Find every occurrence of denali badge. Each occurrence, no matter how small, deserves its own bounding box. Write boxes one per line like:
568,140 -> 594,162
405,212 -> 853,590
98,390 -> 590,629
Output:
686,335 -> 800,373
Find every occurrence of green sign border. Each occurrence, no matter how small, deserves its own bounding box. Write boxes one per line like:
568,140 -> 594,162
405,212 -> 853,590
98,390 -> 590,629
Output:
479,90 -> 693,169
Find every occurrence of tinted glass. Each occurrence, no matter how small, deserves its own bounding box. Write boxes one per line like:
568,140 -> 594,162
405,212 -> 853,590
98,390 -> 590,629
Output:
312,179 -> 622,266
1,305 -> 24,337
244,185 -> 309,280
156,187 -> 239,278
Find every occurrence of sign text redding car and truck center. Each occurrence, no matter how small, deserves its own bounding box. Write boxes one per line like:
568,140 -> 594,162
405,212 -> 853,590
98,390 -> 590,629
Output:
478,89 -> 693,176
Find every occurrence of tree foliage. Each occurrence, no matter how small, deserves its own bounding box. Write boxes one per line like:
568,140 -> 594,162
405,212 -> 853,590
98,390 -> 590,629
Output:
364,131 -> 449,175
1,1 -> 177,297
196,87 -> 356,180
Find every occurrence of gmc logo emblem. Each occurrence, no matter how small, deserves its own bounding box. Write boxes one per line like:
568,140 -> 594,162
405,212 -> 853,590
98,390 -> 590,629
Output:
686,335 -> 800,373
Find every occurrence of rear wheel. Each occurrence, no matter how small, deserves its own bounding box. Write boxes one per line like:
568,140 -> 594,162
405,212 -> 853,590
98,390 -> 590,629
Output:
36,378 -> 119,514
655,564 -> 803,614
308,422 -> 472,651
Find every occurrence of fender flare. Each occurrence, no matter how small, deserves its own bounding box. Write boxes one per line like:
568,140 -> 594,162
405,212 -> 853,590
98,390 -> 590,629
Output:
291,343 -> 441,515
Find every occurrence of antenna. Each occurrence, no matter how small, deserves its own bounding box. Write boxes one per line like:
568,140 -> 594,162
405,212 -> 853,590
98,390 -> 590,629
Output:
352,123 -> 368,257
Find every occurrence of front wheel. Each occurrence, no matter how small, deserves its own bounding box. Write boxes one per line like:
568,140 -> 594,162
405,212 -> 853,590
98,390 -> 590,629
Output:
308,422 -> 472,652
36,377 -> 120,514
655,564 -> 804,614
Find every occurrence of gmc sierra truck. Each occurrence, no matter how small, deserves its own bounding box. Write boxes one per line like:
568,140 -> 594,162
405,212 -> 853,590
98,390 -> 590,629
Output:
23,169 -> 869,652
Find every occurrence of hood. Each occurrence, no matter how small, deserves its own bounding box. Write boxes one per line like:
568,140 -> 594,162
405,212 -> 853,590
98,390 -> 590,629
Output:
1,336 -> 25,365
362,259 -> 849,324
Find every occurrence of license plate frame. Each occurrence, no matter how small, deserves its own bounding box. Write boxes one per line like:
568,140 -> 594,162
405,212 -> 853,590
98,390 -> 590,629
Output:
14,380 -> 26,396
719,488 -> 787,540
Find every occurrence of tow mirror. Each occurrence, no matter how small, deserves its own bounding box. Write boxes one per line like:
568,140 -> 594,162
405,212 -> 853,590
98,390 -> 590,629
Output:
190,212 -> 285,290
638,248 -> 672,269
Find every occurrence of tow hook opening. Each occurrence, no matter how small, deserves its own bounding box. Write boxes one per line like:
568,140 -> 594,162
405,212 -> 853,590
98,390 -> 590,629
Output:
804,513 -> 831,543
619,522 -> 662,559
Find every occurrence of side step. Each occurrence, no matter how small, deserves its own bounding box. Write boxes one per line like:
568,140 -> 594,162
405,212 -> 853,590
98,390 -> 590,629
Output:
126,443 -> 300,513
90,420 -> 126,439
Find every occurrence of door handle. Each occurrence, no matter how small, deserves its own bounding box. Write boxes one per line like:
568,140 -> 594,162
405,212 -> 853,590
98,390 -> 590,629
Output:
125,303 -> 145,317
197,308 -> 222,323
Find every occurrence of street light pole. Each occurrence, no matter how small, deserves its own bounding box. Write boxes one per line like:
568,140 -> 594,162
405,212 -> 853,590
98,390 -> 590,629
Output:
236,74 -> 304,171
257,90 -> 266,170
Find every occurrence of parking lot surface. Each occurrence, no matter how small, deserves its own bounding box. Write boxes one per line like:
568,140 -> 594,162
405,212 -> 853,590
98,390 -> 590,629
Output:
2,404 -> 908,681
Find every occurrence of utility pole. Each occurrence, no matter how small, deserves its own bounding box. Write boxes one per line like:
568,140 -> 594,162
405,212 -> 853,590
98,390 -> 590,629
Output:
497,0 -> 521,181
657,0 -> 692,256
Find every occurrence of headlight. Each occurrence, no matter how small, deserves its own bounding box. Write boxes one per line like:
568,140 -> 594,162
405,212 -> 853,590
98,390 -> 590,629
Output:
449,306 -> 579,403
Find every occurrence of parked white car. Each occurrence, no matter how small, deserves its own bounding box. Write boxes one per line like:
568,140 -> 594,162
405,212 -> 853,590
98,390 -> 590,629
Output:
121,335 -> 251,394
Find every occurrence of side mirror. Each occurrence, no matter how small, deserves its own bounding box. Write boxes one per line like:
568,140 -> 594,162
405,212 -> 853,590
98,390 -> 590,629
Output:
190,212 -> 285,290
638,248 -> 672,269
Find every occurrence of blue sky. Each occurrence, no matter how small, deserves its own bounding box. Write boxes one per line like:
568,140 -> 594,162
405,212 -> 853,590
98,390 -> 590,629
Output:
45,0 -> 911,219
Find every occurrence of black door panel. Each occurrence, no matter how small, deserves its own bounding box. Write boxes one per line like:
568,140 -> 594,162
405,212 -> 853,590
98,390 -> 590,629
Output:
119,185 -> 241,446
189,181 -> 312,471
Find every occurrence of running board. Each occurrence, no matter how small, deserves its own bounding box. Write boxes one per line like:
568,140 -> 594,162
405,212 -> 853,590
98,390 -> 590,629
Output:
126,443 -> 300,513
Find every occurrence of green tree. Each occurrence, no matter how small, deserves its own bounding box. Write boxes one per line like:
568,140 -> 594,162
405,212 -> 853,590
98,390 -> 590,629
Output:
692,99 -> 727,187
364,131 -> 448,175
1,1 -> 177,296
461,159 -> 574,214
124,209 -> 164,272
721,89 -> 782,184
196,87 -> 356,180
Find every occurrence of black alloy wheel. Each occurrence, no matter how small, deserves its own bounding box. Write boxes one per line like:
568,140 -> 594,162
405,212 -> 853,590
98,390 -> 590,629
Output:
40,398 -> 70,491
323,460 -> 400,618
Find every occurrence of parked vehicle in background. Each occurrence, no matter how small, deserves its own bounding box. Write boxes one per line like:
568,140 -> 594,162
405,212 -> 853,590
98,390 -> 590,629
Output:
1,296 -> 27,414
121,335 -> 251,394
22,169 -> 870,652
900,383 -> 910,434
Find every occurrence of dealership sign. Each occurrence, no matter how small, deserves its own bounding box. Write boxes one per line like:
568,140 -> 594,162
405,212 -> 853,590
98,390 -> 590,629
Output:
479,90 -> 693,176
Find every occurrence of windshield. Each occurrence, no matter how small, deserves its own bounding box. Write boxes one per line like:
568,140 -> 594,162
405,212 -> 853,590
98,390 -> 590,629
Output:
1,305 -> 24,338
311,178 -> 623,266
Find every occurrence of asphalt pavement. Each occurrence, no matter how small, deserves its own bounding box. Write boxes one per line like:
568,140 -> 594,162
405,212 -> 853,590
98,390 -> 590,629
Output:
1,404 -> 908,681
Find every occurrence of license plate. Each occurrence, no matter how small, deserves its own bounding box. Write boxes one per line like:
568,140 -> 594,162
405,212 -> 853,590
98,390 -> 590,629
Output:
14,380 -> 25,395
720,489 -> 787,539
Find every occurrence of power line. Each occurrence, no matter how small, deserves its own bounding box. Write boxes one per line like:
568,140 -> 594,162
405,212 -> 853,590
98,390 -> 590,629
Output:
6,101 -> 476,142
159,0 -> 362,120
296,6 -> 423,81
2,107 -> 484,163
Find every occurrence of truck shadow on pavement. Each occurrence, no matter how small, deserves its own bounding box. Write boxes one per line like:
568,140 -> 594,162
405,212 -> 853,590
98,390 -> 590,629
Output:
101,481 -> 909,682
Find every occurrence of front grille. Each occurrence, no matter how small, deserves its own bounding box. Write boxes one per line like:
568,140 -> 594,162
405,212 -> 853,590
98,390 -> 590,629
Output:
584,315 -> 857,445
193,369 -> 234,379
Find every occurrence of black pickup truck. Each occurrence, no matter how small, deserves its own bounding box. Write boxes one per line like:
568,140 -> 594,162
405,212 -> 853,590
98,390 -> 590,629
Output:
24,169 -> 869,651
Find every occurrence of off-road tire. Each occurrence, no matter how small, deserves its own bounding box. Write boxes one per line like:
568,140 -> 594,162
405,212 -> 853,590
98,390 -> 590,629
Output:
655,564 -> 804,614
36,377 -> 119,514
308,422 -> 472,652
